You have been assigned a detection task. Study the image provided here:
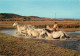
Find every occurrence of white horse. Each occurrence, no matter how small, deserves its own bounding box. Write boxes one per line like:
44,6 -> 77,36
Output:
13,22 -> 43,38
13,22 -> 28,34
26,26 -> 41,38
25,25 -> 47,38
34,28 -> 46,36
44,28 -> 70,40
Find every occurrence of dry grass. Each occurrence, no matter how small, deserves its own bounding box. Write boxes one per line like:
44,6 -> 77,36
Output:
60,28 -> 80,32
0,21 -> 80,31
0,33 -> 80,56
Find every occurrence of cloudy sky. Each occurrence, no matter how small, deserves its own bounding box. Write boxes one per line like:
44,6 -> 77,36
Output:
0,0 -> 80,19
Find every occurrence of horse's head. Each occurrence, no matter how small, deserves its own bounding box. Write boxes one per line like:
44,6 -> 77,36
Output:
13,21 -> 19,26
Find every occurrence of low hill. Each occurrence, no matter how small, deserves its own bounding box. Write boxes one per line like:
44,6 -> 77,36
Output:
0,13 -> 22,19
0,13 -> 51,21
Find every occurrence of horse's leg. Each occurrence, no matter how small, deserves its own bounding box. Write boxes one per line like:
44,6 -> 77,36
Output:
63,32 -> 70,39
60,36 -> 64,39
63,31 -> 69,36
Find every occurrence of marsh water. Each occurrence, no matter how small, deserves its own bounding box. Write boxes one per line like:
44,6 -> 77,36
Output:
0,29 -> 80,51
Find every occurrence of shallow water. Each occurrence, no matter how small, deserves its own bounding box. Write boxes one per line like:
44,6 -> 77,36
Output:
0,29 -> 80,51
0,29 -> 17,35
0,29 -> 80,36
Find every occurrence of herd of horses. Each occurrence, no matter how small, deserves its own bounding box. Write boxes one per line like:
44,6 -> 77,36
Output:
13,22 -> 70,40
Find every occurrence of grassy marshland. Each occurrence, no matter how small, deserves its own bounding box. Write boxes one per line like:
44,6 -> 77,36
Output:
0,33 -> 80,56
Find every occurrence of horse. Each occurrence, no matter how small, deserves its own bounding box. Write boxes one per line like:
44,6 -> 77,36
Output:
13,22 -> 41,37
26,26 -> 41,38
44,28 -> 70,40
26,25 -> 47,38
13,22 -> 28,34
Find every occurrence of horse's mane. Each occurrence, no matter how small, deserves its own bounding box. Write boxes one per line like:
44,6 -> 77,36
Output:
45,29 -> 53,33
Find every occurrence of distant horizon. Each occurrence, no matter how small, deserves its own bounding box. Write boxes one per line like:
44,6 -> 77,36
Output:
0,12 -> 80,19
0,0 -> 80,19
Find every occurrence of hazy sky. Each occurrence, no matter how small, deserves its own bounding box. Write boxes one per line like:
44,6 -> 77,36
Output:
0,0 -> 80,19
